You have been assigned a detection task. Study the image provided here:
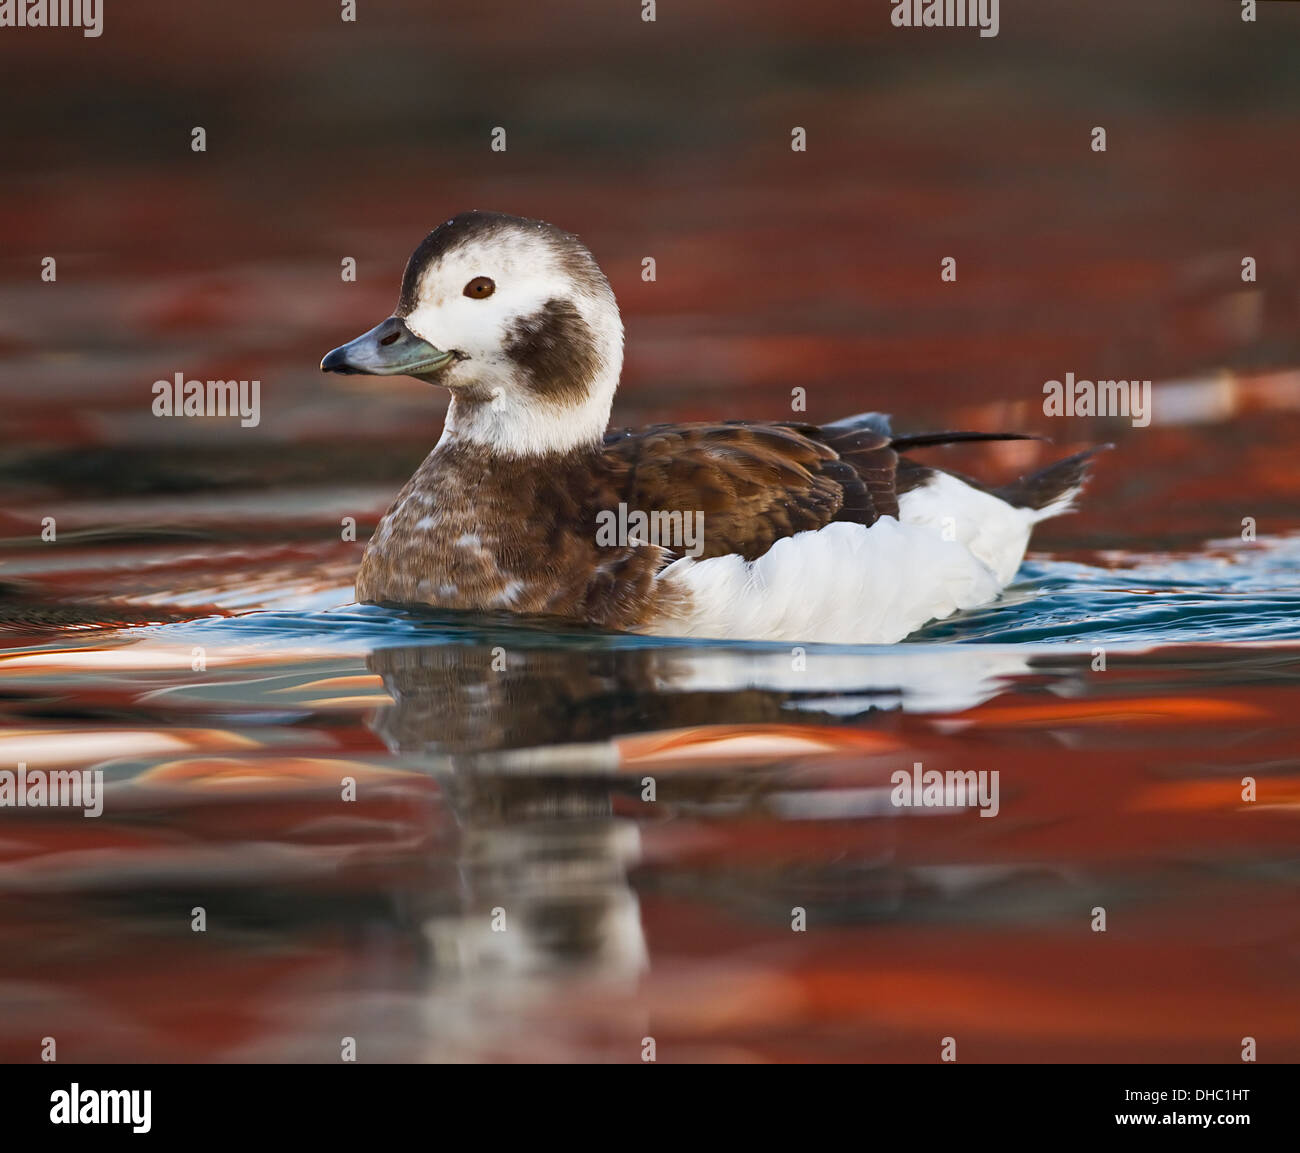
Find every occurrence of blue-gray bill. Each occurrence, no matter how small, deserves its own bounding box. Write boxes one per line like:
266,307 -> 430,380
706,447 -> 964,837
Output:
320,316 -> 455,377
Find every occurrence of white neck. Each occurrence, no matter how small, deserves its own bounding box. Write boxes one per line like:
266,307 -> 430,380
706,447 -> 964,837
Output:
437,366 -> 618,457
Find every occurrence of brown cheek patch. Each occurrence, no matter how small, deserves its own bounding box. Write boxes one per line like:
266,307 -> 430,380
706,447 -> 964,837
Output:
504,298 -> 598,407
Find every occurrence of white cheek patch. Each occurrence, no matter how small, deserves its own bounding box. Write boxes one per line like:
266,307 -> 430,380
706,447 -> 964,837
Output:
404,294 -> 510,356
404,255 -> 574,359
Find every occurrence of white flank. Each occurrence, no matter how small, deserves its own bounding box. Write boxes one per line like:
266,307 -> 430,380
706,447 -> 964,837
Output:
651,473 -> 1078,644
896,471 -> 1037,584
653,517 -> 999,644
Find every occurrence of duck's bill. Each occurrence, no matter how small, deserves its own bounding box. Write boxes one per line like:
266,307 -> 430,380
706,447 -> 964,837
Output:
320,317 -> 456,377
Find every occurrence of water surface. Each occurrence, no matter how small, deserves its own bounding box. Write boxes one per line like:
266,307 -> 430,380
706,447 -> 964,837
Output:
2,0 -> 1299,1062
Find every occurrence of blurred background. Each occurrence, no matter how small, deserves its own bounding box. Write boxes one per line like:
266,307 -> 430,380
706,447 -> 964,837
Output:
0,0 -> 1298,1063
2,0 -> 1299,551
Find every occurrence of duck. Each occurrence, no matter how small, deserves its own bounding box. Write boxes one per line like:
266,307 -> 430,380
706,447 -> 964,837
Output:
321,211 -> 1103,644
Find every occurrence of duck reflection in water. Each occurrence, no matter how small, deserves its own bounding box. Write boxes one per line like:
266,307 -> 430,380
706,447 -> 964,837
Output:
362,639 -> 1036,990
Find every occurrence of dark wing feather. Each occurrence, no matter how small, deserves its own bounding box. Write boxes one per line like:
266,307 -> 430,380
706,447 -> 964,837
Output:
600,416 -> 1074,564
602,423 -> 844,561
809,419 -> 901,520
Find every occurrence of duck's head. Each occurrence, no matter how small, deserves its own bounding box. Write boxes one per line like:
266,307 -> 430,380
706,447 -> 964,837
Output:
321,211 -> 623,456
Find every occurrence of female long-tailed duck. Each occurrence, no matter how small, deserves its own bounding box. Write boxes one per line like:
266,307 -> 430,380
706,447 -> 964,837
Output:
322,211 -> 1102,644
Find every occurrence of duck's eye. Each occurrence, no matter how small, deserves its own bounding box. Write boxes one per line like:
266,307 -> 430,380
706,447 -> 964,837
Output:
463,276 -> 495,299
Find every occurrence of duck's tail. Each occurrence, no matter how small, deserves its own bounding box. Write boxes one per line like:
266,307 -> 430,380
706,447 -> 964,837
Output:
820,412 -> 1110,523
994,445 -> 1112,521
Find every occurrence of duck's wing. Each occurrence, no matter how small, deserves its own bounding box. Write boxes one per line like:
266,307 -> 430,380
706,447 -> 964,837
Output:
601,416 -> 1061,564
601,420 -> 903,562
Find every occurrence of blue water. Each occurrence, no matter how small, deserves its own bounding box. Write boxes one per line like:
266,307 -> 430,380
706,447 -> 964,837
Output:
149,534 -> 1300,652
